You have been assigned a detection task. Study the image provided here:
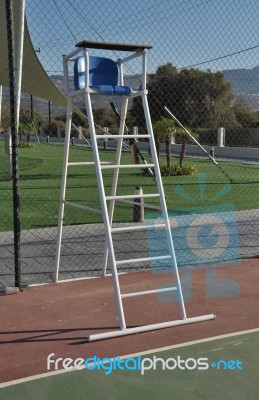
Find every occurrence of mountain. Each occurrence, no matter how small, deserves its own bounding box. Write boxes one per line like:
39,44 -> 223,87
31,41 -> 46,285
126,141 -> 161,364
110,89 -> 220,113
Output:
222,66 -> 259,110
2,67 -> 259,114
222,66 -> 259,95
40,67 -> 259,112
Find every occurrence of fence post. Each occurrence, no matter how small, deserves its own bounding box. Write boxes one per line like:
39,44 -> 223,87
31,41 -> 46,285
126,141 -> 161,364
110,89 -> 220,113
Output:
103,126 -> 108,149
133,186 -> 144,222
5,0 -> 22,289
217,127 -> 225,147
210,146 -> 215,158
78,126 -> 83,140
133,125 -> 138,142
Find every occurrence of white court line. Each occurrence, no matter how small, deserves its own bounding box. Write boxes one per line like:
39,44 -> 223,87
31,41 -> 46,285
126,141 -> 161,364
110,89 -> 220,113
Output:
0,327 -> 258,389
207,347 -> 224,352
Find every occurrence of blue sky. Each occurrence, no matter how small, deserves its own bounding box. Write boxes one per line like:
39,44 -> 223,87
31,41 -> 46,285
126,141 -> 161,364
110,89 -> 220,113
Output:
26,0 -> 259,76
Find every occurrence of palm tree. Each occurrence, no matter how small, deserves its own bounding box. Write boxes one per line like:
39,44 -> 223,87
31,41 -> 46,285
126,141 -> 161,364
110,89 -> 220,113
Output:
153,117 -> 175,166
175,128 -> 199,168
19,121 -> 35,143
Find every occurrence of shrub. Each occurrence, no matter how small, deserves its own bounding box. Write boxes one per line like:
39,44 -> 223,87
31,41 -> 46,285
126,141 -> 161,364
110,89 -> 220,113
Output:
160,163 -> 197,176
18,142 -> 35,149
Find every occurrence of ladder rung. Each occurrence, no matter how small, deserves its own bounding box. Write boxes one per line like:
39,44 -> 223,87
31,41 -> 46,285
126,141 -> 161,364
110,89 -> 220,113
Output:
111,224 -> 166,233
116,199 -> 162,211
64,201 -> 102,215
106,194 -> 160,201
101,164 -> 154,170
121,286 -> 177,299
68,162 -> 94,166
116,255 -> 171,266
96,134 -> 150,139
68,162 -> 111,166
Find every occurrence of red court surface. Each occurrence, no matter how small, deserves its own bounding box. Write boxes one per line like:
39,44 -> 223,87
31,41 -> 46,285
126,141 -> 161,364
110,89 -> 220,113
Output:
0,258 -> 258,384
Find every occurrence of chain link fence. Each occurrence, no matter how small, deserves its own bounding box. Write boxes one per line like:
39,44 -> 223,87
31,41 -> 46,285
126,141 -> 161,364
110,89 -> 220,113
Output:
1,0 -> 259,287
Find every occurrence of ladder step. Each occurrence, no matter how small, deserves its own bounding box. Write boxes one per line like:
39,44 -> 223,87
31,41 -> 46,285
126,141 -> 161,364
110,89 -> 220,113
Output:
106,194 -> 160,201
116,255 -> 171,266
101,164 -> 154,170
96,134 -> 150,139
64,201 -> 102,215
121,286 -> 178,299
115,199 -> 161,211
68,162 -> 111,166
111,224 -> 166,233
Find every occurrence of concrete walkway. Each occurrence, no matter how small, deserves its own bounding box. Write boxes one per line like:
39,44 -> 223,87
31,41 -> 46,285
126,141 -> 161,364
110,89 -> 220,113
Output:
0,209 -> 258,287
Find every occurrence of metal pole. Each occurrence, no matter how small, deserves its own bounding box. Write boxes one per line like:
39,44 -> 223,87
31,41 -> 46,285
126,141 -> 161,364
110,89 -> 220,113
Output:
164,106 -> 234,183
5,0 -> 22,289
15,0 -> 26,132
143,96 -> 187,320
48,101 -> 51,135
30,94 -> 33,121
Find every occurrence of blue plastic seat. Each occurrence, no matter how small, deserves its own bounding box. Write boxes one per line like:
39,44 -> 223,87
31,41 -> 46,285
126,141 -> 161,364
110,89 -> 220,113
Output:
74,55 -> 132,95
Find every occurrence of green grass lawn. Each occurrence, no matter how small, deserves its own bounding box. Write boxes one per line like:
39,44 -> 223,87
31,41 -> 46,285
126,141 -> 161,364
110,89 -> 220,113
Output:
1,140 -> 259,231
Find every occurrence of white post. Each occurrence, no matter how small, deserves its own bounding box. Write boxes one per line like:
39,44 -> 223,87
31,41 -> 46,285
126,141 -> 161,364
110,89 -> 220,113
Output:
78,126 -> 83,139
85,92 -> 126,331
15,0 -> 26,132
133,125 -> 138,142
54,99 -> 73,282
103,126 -> 108,149
5,129 -> 12,180
142,94 -> 187,320
133,186 -> 144,222
102,99 -> 129,275
217,127 -> 225,147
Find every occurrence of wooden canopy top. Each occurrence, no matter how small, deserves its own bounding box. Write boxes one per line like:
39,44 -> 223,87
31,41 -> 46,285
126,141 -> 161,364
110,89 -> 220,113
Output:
75,40 -> 153,52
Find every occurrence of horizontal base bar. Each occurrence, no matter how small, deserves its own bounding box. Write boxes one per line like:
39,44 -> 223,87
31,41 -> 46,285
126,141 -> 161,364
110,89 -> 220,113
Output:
121,286 -> 177,299
87,314 -> 216,341
116,255 -> 171,266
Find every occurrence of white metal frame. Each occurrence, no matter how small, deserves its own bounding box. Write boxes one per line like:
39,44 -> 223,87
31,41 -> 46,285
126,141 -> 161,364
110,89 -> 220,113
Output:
55,41 -> 215,341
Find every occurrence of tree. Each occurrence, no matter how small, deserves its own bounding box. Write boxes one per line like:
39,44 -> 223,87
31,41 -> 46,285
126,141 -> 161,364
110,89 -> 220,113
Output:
153,117 -> 175,166
19,121 -> 35,143
132,63 -> 237,129
0,105 -> 10,131
92,107 -> 119,134
233,99 -> 258,127
174,127 -> 198,168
